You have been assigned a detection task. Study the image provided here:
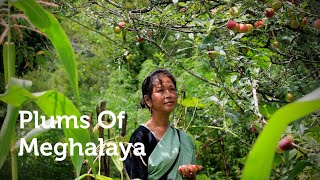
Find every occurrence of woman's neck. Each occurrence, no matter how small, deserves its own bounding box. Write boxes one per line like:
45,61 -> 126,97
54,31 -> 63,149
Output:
149,111 -> 170,127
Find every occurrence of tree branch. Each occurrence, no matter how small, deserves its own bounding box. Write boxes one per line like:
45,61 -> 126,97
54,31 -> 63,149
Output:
252,80 -> 267,126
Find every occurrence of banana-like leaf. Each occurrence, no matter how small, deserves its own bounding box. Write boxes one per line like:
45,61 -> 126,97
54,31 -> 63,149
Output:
242,87 -> 320,180
14,119 -> 58,149
0,84 -> 95,177
0,79 -> 32,168
0,105 -> 20,168
13,0 -> 79,102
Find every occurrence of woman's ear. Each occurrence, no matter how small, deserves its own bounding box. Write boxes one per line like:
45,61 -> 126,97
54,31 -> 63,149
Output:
144,95 -> 152,108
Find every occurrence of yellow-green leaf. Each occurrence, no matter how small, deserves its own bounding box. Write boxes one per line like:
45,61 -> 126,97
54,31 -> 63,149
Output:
242,87 -> 320,180
13,0 -> 79,103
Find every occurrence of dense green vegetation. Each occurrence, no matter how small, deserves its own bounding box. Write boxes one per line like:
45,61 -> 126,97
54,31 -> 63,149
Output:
0,0 -> 320,179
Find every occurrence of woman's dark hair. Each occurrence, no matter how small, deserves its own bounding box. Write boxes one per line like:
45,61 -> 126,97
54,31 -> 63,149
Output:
140,69 -> 177,109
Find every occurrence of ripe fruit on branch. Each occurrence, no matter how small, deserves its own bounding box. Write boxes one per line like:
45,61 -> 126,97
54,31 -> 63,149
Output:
277,135 -> 294,152
125,54 -> 133,62
226,20 -> 237,30
118,21 -> 126,29
136,36 -> 144,42
246,24 -> 254,33
147,30 -> 153,37
264,8 -> 275,18
301,17 -> 308,27
285,93 -> 293,103
230,6 -> 240,16
250,124 -> 258,133
313,19 -> 320,29
233,23 -> 240,32
191,165 -> 203,172
272,40 -> 279,48
239,24 -> 248,33
241,48 -> 249,55
254,20 -> 264,29
114,26 -> 121,34
179,7 -> 186,13
271,0 -> 282,10
290,19 -> 300,29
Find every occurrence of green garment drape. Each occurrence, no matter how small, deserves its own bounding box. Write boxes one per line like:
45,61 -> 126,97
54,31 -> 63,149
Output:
148,126 -> 196,180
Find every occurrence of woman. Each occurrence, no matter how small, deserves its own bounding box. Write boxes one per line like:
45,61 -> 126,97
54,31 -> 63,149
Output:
124,69 -> 203,180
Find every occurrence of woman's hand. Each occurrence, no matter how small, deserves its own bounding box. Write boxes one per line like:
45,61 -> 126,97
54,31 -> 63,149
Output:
178,164 -> 203,179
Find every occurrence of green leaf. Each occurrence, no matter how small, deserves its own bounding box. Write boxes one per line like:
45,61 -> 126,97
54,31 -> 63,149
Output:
13,0 -> 79,102
0,85 -> 36,107
0,79 -> 32,168
252,55 -> 270,70
242,87 -> 320,180
0,84 -> 95,177
306,126 -> 320,143
14,119 -> 59,149
260,104 -> 278,119
230,75 -> 237,84
34,91 -> 96,177
0,105 -> 20,168
196,174 -> 211,180
273,154 -> 282,168
287,160 -> 311,180
108,141 -> 123,174
178,97 -> 206,108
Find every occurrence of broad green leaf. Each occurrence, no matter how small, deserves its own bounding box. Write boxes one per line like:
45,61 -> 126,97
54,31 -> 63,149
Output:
13,0 -> 79,102
242,87 -> 320,180
34,91 -> 96,177
0,85 -> 35,107
0,79 -> 32,169
108,141 -> 123,174
0,105 -> 20,168
14,119 -> 58,149
0,85 -> 95,177
78,174 -> 113,180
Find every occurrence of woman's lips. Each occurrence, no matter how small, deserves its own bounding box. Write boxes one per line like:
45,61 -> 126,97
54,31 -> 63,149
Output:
165,102 -> 174,105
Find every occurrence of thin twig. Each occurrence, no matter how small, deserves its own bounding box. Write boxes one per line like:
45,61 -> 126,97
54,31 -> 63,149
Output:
0,27 -> 8,44
185,102 -> 198,131
69,18 -> 118,44
13,25 -> 46,36
252,80 -> 267,126
36,0 -> 59,8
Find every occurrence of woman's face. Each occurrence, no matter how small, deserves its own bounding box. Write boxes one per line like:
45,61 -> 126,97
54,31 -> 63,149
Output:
145,75 -> 178,114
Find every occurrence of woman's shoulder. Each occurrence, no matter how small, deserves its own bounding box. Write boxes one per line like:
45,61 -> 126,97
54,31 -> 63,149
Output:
131,125 -> 150,137
129,125 -> 156,143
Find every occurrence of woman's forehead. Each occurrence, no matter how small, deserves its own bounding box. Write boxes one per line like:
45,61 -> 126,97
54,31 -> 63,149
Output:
152,76 -> 174,86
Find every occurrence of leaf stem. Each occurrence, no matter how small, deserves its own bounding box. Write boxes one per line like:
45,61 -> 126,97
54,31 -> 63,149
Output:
11,134 -> 18,180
